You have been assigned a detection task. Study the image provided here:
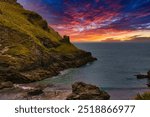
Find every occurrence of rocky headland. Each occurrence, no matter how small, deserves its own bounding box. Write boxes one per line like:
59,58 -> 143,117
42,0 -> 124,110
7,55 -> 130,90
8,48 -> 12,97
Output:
0,0 -> 96,84
0,0 -> 112,100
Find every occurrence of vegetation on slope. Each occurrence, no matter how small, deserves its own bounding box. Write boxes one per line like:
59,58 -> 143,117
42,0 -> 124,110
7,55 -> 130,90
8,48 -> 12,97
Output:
0,0 -> 96,82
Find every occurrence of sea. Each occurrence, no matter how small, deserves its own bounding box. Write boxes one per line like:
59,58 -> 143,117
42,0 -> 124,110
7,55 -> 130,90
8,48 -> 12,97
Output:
39,42 -> 150,100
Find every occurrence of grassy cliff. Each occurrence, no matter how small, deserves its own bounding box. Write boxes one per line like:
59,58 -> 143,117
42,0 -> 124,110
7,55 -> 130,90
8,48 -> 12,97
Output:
0,0 -> 96,83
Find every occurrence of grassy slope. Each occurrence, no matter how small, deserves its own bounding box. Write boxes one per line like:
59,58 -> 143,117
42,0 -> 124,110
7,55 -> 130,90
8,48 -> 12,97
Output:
0,1 -> 79,56
0,2 -> 60,42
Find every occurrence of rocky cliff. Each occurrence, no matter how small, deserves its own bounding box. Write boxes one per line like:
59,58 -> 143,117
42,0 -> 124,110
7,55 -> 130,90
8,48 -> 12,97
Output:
0,0 -> 96,83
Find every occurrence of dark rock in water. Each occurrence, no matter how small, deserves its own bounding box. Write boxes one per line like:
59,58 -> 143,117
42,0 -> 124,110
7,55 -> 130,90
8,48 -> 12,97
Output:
135,74 -> 148,79
135,71 -> 150,79
27,89 -> 44,96
147,83 -> 150,87
0,81 -> 13,89
66,82 -> 110,100
147,71 -> 150,78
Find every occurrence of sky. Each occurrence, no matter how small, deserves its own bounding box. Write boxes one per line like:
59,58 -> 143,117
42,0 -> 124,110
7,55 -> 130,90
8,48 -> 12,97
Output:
17,0 -> 150,42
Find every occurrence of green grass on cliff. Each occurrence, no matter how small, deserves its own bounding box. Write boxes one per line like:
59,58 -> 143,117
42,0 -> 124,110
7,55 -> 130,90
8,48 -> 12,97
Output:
0,1 -> 81,60
0,1 -> 61,47
6,44 -> 31,56
55,43 -> 79,53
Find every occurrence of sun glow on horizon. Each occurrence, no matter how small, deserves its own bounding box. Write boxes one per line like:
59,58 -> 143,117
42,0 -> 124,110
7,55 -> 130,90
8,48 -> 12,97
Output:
18,0 -> 150,42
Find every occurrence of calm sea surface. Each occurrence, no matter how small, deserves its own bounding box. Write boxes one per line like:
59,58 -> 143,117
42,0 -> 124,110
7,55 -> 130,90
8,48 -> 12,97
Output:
40,43 -> 150,99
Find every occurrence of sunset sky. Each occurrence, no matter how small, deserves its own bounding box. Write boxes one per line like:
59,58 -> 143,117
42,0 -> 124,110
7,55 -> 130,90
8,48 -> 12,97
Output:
18,0 -> 150,42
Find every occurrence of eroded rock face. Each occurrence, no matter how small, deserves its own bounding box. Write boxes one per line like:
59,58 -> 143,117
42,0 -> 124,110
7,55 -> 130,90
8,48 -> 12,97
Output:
67,82 -> 110,100
0,81 -> 13,89
0,67 -> 32,83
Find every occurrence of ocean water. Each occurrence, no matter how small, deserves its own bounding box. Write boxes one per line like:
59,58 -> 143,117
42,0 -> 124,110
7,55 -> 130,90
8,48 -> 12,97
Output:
40,43 -> 150,99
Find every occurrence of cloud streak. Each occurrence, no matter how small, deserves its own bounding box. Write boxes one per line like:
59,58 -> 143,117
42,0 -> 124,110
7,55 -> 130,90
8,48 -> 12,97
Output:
18,0 -> 150,42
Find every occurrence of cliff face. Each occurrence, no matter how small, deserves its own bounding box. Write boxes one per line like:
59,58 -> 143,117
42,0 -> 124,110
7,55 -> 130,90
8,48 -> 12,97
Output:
0,0 -> 96,83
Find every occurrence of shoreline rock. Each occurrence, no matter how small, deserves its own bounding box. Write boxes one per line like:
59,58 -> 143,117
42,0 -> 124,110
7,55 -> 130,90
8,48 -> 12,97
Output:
135,71 -> 150,79
66,82 -> 110,100
0,81 -> 110,100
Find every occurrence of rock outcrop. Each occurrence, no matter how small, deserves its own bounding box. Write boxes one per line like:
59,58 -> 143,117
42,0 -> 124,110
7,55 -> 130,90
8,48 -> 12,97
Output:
66,82 -> 110,100
0,0 -> 96,83
135,71 -> 150,79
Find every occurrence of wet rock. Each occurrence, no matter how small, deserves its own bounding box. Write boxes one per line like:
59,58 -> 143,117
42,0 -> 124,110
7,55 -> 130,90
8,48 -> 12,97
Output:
66,82 -> 110,100
27,89 -> 44,96
135,74 -> 148,79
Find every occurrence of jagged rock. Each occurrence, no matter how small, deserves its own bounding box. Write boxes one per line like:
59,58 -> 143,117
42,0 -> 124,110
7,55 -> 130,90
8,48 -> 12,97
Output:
61,35 -> 71,43
23,12 -> 49,31
66,82 -> 110,100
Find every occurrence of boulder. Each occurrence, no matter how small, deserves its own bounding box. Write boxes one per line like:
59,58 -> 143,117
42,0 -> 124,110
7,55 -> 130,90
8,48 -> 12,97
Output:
66,82 -> 110,100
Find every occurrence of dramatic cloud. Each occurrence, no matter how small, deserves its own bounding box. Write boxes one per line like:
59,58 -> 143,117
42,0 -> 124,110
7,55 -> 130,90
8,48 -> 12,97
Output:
18,0 -> 150,42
